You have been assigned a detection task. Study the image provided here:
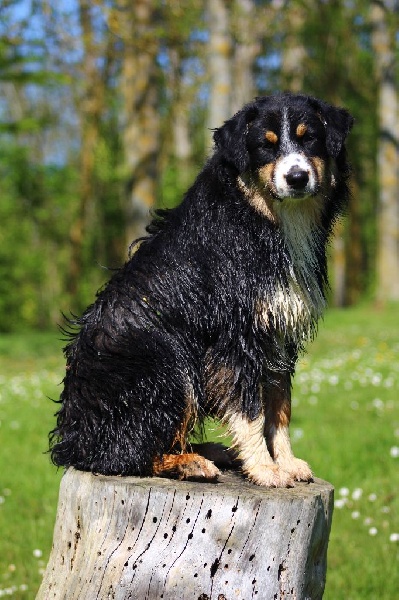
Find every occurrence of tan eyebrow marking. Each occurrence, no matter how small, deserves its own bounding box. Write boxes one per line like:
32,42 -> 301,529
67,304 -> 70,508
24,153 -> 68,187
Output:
265,130 -> 278,144
296,123 -> 307,137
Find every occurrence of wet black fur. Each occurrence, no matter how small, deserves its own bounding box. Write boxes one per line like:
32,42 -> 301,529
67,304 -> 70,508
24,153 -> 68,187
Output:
50,93 -> 353,476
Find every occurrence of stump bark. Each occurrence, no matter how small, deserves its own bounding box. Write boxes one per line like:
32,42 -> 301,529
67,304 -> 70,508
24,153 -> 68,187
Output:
37,468 -> 334,600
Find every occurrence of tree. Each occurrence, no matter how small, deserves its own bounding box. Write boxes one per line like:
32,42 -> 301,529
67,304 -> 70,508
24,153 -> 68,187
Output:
206,0 -> 233,144
372,0 -> 399,303
230,0 -> 260,112
112,0 -> 162,247
67,0 -> 107,298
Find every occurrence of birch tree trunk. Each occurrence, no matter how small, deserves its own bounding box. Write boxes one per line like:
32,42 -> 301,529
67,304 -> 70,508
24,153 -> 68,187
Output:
169,46 -> 195,194
206,0 -> 233,150
280,3 -> 306,93
67,0 -> 105,296
372,1 -> 399,303
115,0 -> 161,246
230,0 -> 259,113
37,468 -> 334,600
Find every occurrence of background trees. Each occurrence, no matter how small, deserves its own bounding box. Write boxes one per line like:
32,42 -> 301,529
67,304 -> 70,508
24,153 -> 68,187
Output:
0,0 -> 398,331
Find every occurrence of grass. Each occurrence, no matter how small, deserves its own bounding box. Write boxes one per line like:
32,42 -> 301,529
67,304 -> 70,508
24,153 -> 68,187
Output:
0,305 -> 398,598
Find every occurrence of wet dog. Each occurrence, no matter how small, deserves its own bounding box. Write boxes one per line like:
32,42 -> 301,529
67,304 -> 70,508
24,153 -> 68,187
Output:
50,93 -> 353,487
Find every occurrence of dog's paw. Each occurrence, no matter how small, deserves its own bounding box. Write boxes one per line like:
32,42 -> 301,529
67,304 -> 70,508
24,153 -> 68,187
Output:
246,464 -> 295,488
179,455 -> 221,481
153,453 -> 220,482
277,457 -> 313,482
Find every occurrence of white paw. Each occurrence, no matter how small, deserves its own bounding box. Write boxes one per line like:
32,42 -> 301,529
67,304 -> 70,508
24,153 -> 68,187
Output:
246,464 -> 295,488
277,457 -> 313,482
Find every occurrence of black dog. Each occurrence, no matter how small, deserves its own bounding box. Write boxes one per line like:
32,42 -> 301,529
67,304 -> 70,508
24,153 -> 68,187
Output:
50,93 -> 353,487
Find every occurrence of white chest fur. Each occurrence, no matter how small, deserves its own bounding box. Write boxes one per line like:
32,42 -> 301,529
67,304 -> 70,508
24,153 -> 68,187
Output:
258,195 -> 326,343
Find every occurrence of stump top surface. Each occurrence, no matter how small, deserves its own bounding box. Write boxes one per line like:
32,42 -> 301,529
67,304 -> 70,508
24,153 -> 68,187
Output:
70,468 -> 333,500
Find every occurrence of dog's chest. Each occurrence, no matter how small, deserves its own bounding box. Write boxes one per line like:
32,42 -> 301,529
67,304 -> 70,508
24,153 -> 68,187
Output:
264,273 -> 323,340
257,205 -> 326,341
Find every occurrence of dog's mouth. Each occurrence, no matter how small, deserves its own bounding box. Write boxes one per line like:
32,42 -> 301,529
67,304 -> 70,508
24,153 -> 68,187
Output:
274,188 -> 319,202
272,189 -> 313,202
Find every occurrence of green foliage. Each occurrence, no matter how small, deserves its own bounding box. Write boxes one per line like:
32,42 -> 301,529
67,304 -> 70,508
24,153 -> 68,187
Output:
0,144 -> 78,331
0,0 -> 394,329
0,332 -> 64,598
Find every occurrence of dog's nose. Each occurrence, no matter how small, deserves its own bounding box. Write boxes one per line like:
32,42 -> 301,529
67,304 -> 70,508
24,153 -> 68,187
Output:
285,167 -> 309,189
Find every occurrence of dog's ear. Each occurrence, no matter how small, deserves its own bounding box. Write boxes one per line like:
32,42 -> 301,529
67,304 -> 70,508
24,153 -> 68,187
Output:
310,97 -> 354,158
213,104 -> 259,173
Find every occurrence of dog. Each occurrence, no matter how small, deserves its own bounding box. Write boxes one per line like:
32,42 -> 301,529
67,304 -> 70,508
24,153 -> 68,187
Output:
50,93 -> 353,487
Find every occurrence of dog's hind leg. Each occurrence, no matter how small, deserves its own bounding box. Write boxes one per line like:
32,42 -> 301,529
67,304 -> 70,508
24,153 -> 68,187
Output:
151,385 -> 221,482
264,373 -> 313,483
153,453 -> 220,481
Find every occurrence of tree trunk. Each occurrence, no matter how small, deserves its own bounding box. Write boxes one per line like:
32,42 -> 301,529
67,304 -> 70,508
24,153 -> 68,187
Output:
230,0 -> 259,113
280,4 -> 306,93
332,221 -> 346,307
206,0 -> 233,149
116,0 -> 161,246
67,0 -> 105,297
168,46 -> 195,194
372,1 -> 399,303
37,468 -> 334,600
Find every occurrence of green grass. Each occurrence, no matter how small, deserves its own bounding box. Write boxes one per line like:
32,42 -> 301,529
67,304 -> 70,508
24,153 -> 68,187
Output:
0,332 -> 64,598
0,306 -> 398,598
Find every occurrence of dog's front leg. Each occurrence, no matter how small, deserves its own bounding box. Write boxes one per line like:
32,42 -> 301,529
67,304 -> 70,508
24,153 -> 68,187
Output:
226,410 -> 295,487
263,373 -> 313,483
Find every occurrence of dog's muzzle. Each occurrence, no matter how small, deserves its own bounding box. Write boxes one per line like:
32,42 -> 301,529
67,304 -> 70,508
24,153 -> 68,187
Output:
274,153 -> 317,200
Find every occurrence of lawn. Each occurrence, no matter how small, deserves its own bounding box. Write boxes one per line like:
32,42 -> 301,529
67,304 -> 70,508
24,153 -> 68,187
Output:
0,306 -> 398,599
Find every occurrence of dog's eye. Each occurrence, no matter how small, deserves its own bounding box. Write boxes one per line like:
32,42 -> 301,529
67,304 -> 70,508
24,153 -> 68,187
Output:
297,127 -> 316,147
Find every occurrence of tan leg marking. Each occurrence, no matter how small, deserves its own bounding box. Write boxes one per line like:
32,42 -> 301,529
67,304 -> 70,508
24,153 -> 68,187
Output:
227,412 -> 294,487
264,375 -> 313,482
153,453 -> 220,481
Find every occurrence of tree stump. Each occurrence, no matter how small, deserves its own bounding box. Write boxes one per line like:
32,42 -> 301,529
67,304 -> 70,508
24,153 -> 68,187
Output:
36,468 -> 334,600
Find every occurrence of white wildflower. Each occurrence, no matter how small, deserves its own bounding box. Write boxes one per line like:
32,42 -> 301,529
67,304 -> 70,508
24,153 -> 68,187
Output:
352,488 -> 363,500
372,398 -> 384,409
334,498 -> 347,509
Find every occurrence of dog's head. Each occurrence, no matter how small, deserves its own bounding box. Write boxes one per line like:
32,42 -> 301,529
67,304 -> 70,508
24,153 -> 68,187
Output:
213,93 -> 353,203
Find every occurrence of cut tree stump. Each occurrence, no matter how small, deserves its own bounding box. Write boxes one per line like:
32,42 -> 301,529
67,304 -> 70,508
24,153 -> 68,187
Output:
36,468 -> 334,600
